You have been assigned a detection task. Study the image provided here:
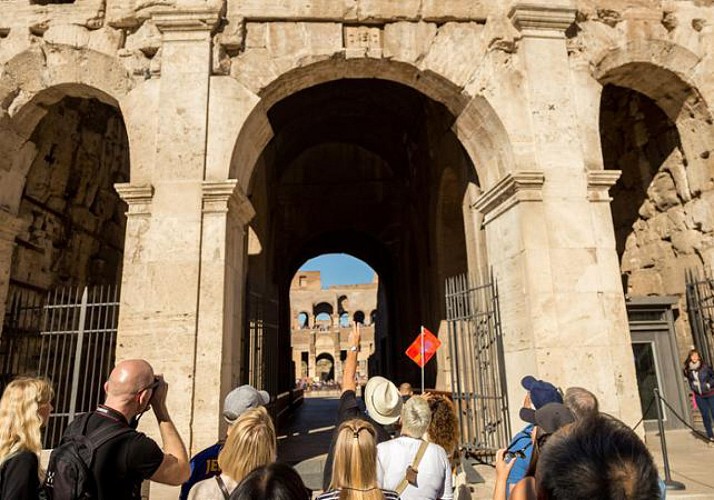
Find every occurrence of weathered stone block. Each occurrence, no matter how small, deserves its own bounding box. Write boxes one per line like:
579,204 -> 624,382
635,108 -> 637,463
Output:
648,171 -> 680,211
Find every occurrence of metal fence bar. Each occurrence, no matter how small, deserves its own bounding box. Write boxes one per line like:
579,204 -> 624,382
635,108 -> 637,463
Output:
1,284 -> 120,448
445,271 -> 510,463
686,268 -> 714,366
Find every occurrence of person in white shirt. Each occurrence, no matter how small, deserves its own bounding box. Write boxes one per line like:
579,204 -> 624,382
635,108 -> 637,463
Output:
377,396 -> 453,500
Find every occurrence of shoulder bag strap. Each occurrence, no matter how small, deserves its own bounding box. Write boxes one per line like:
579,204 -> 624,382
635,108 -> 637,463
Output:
395,440 -> 430,495
215,475 -> 231,500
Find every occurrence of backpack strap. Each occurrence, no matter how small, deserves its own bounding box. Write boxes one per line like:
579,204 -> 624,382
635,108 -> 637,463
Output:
215,475 -> 231,500
395,440 -> 429,495
66,412 -> 133,465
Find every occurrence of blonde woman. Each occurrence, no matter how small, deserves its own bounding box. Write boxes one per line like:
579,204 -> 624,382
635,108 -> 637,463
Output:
318,419 -> 399,500
188,406 -> 276,499
0,377 -> 54,500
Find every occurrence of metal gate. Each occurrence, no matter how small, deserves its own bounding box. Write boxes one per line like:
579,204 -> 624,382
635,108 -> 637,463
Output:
245,291 -> 279,399
445,272 -> 510,463
686,268 -> 714,365
0,285 -> 119,448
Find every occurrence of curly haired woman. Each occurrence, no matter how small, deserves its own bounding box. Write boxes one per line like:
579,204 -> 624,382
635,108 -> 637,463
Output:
426,395 -> 459,462
0,377 -> 54,500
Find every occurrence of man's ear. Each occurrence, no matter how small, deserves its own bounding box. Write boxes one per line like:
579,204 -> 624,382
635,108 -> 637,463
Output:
104,381 -> 110,395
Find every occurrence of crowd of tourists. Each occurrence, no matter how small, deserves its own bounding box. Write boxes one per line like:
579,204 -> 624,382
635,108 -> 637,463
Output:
0,334 -> 713,499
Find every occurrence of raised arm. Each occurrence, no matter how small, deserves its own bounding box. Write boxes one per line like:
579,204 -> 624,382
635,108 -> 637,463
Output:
148,376 -> 191,485
342,323 -> 360,393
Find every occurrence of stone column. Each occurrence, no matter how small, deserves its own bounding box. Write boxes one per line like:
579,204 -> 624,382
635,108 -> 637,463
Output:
0,209 -> 28,334
192,180 -> 254,453
473,2 -> 641,432
115,9 -> 219,500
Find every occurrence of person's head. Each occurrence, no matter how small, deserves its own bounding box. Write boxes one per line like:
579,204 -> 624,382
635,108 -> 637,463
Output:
218,406 -> 276,483
536,414 -> 660,500
230,462 -> 309,500
401,396 -> 431,439
223,385 -> 270,426
427,395 -> 459,456
104,359 -> 157,419
399,383 -> 413,397
519,402 -> 575,477
521,376 -> 563,410
364,376 -> 402,426
0,377 -> 54,464
330,419 -> 381,497
563,387 -> 599,420
686,348 -> 702,368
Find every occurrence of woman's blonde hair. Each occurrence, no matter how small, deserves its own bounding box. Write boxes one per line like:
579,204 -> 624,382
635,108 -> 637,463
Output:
330,419 -> 384,500
218,406 -> 276,483
0,377 -> 54,472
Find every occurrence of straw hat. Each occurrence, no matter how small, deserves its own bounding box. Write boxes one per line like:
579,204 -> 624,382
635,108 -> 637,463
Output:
364,376 -> 403,425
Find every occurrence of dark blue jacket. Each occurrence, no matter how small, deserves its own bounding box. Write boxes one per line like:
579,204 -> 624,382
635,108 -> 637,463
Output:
685,363 -> 714,396
179,442 -> 223,500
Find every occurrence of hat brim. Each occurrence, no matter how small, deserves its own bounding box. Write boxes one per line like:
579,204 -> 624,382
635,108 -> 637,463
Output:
364,377 -> 402,426
258,390 -> 270,405
520,407 -> 536,425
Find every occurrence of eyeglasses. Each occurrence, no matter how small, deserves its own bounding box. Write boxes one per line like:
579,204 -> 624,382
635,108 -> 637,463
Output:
138,377 -> 160,395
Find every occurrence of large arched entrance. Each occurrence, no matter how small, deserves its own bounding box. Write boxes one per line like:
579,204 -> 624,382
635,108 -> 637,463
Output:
241,76 -> 485,397
0,84 -> 131,445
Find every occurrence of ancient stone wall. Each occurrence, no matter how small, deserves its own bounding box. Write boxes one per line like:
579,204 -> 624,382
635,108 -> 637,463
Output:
10,97 -> 129,293
602,84 -> 714,355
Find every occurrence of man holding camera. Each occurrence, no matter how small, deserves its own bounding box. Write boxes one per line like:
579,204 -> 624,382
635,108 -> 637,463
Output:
51,359 -> 190,499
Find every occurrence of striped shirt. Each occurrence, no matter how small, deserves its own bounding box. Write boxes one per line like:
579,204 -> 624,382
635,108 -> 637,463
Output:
317,489 -> 400,500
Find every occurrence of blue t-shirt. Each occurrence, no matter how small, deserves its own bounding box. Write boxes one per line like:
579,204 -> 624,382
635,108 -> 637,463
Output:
179,442 -> 223,500
505,424 -> 534,498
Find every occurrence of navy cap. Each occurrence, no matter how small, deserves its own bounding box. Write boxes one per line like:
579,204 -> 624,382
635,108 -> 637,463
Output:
521,376 -> 562,409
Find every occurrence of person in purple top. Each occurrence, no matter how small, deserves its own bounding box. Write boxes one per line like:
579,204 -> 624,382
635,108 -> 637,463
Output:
179,385 -> 270,500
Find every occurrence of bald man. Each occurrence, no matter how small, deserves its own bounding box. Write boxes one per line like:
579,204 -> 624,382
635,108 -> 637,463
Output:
54,359 -> 190,499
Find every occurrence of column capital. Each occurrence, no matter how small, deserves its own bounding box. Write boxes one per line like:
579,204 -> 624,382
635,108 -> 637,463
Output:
114,183 -> 155,216
152,9 -> 220,41
472,171 -> 545,225
202,180 -> 255,226
509,3 -> 576,38
587,170 -> 621,202
0,209 -> 28,242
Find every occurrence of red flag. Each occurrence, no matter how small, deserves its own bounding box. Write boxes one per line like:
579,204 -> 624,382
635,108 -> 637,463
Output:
405,327 -> 441,368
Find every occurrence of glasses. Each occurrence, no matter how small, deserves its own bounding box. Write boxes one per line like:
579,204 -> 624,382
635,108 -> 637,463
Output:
138,377 -> 160,395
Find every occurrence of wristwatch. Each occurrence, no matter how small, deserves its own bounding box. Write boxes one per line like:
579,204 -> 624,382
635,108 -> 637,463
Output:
349,345 -> 360,352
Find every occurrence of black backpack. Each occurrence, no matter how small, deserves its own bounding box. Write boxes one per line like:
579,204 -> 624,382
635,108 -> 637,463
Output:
43,413 -> 132,500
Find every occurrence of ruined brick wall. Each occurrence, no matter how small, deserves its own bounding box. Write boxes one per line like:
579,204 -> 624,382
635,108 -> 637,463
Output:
602,85 -> 714,351
10,97 -> 129,292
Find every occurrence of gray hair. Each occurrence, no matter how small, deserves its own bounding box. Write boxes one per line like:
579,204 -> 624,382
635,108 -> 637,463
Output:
564,387 -> 599,420
400,396 -> 431,438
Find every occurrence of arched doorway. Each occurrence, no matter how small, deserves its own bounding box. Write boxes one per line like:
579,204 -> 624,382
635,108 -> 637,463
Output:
0,87 -> 130,445
242,77 -> 484,397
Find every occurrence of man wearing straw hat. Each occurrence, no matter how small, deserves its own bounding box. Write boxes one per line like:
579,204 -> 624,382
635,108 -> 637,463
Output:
322,323 -> 403,490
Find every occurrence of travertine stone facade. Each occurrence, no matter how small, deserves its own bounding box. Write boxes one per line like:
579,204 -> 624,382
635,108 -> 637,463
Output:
1,1 -> 713,497
290,271 -> 378,382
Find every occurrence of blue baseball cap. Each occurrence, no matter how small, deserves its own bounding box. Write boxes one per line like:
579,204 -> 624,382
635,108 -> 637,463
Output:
521,376 -> 562,409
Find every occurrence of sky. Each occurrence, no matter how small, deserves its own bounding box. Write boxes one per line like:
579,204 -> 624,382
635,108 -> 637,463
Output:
299,253 -> 375,289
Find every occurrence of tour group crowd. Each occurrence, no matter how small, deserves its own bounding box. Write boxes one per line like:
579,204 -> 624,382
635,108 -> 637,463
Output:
1,323 -> 714,500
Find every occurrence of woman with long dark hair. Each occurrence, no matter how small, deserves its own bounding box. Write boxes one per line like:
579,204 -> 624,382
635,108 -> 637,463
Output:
683,348 -> 714,441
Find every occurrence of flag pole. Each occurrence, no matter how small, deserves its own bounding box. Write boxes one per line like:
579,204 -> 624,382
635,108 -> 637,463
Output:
420,325 -> 425,394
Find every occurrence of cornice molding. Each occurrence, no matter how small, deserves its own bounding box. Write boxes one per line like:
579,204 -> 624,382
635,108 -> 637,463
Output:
152,9 -> 220,40
509,3 -> 576,39
114,183 -> 155,216
202,180 -> 255,226
472,171 -> 545,225
587,170 -> 621,202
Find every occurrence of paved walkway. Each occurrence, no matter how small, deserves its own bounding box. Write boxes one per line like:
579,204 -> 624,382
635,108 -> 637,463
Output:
277,395 -> 338,491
